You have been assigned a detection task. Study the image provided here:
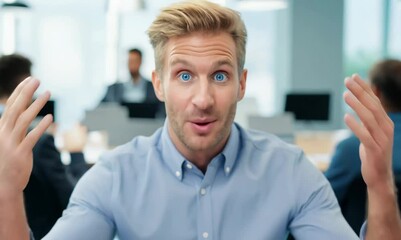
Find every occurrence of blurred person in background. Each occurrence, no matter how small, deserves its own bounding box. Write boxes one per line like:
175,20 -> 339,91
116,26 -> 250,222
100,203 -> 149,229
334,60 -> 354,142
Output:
102,48 -> 158,104
325,59 -> 401,233
0,53 -> 90,239
101,48 -> 165,118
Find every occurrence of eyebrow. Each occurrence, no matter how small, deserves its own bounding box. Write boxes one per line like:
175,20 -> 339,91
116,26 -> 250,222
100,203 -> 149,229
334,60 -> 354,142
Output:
170,58 -> 235,69
211,59 -> 234,69
170,58 -> 194,68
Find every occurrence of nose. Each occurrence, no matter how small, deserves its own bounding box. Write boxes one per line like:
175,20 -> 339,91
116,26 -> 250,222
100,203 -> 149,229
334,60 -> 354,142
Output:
192,78 -> 214,110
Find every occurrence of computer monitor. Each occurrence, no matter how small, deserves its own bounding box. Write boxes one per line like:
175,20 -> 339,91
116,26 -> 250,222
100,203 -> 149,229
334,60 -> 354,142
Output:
284,93 -> 330,121
37,99 -> 56,122
121,102 -> 161,119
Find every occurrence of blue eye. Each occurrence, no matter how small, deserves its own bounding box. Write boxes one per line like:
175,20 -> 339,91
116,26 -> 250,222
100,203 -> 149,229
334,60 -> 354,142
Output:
179,72 -> 192,82
214,72 -> 227,82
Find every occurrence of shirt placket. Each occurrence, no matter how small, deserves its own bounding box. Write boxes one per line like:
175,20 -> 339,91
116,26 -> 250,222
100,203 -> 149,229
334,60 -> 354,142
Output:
196,160 -> 220,240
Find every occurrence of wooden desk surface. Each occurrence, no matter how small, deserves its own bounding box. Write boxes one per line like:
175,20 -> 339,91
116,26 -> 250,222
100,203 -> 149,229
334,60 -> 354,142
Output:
295,130 -> 351,171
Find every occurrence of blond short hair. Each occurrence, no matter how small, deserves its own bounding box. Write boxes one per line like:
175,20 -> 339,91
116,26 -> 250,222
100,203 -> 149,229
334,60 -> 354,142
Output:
147,0 -> 247,75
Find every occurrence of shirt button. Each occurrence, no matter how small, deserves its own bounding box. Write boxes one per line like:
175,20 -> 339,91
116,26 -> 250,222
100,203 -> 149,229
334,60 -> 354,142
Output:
200,188 -> 207,196
202,232 -> 209,238
225,167 -> 231,174
175,171 -> 181,177
186,163 -> 193,169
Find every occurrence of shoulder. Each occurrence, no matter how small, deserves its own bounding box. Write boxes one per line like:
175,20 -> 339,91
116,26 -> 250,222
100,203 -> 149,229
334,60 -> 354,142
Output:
236,124 -> 308,178
73,129 -> 163,196
33,133 -> 56,152
37,132 -> 54,143
106,82 -> 124,91
75,128 -> 160,190
236,125 -> 329,206
335,135 -> 359,152
239,125 -> 303,161
94,128 -> 162,172
328,135 -> 360,169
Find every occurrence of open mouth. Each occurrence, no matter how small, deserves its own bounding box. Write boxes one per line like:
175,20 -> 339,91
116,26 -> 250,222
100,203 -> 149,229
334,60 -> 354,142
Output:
190,120 -> 216,134
195,122 -> 211,126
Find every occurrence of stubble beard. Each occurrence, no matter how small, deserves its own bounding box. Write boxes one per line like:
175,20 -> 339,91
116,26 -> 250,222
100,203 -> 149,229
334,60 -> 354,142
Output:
169,103 -> 237,154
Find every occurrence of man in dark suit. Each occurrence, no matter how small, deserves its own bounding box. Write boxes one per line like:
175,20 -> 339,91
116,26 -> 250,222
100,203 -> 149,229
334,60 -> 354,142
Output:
101,48 -> 164,118
102,48 -> 158,103
0,54 -> 90,239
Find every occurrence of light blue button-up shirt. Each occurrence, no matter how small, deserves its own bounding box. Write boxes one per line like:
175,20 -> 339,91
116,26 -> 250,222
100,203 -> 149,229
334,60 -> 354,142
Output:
44,121 -> 363,239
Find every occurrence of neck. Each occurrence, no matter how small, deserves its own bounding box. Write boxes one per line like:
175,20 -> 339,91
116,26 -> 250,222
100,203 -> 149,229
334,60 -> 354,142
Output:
131,73 -> 140,83
187,153 -> 217,173
168,127 -> 230,174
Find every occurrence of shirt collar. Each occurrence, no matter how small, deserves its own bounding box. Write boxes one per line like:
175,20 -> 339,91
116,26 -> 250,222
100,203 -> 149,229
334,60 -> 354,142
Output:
158,119 -> 241,180
221,123 -> 240,176
159,119 -> 186,181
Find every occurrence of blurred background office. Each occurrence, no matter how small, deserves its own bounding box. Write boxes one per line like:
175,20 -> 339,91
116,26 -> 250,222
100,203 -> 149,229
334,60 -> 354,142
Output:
1,0 -> 401,236
1,0 -> 400,132
0,0 -> 399,146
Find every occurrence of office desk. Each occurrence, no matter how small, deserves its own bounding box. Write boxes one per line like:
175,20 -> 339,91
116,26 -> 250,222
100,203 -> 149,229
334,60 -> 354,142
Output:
295,129 -> 351,172
59,131 -> 109,165
60,128 -> 351,171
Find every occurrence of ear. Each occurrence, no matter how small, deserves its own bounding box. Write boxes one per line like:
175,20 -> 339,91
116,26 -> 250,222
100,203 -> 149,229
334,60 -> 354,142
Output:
237,69 -> 247,101
152,70 -> 165,102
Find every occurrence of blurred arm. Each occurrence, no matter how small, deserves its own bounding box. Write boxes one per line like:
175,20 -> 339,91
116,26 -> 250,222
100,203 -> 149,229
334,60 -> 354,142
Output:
63,124 -> 90,180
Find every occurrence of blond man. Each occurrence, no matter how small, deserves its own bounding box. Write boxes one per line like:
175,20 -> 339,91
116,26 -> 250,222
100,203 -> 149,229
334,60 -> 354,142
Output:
1,1 -> 400,239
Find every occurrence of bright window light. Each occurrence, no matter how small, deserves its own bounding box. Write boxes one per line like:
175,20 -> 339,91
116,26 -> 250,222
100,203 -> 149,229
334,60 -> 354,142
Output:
2,12 -> 16,54
236,0 -> 287,11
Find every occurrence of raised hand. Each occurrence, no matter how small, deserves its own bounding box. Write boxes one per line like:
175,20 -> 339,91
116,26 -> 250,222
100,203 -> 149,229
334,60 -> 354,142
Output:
0,77 -> 53,197
344,74 -> 401,239
343,74 -> 394,189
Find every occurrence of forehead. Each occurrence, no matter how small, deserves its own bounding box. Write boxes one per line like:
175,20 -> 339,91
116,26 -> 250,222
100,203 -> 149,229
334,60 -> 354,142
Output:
164,32 -> 237,68
129,52 -> 141,59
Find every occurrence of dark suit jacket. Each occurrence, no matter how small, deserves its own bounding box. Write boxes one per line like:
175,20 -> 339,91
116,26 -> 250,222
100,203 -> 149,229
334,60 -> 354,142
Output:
101,78 -> 166,118
102,78 -> 158,103
23,133 -> 90,239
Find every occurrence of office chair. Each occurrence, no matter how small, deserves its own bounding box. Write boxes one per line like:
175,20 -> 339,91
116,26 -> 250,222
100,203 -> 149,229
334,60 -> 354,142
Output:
248,113 -> 295,143
107,118 -> 164,147
82,103 -> 164,147
82,103 -> 129,132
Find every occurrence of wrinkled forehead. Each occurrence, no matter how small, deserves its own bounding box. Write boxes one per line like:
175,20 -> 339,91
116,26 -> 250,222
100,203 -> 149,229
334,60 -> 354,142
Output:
164,32 -> 238,67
